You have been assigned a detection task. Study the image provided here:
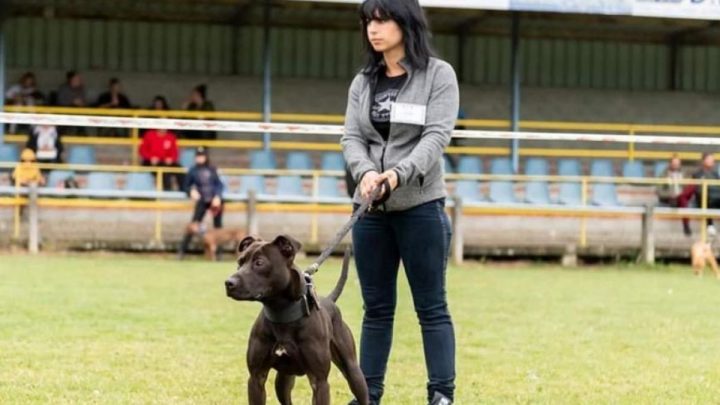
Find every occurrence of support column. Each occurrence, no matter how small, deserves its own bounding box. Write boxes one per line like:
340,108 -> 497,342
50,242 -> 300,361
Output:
0,18 -> 5,144
510,13 -> 521,173
261,0 -> 272,151
641,204 -> 655,265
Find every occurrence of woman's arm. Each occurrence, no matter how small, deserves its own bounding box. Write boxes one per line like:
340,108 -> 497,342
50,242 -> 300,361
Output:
392,63 -> 459,187
341,75 -> 378,183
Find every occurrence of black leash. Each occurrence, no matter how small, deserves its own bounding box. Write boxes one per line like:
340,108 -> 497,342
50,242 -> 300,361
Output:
305,179 -> 392,276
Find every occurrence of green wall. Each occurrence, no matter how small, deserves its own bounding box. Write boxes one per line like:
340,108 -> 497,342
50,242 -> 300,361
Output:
6,17 -> 720,92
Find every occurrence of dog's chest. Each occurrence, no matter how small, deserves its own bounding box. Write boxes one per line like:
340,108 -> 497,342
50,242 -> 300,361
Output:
270,341 -> 305,376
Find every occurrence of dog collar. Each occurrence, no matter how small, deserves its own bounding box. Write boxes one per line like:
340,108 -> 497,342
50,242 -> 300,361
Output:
262,275 -> 318,324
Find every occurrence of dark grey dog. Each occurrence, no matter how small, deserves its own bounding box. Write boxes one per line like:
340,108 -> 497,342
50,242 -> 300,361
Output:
225,235 -> 369,405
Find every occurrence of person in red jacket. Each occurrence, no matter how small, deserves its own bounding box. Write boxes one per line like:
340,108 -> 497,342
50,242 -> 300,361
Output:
139,128 -> 183,191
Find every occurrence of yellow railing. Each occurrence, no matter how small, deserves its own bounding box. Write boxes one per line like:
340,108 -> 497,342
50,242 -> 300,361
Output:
6,105 -> 720,162
3,162 -> 718,248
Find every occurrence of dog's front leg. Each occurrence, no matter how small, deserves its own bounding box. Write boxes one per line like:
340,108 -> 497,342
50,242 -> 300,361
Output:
248,371 -> 269,405
308,374 -> 331,405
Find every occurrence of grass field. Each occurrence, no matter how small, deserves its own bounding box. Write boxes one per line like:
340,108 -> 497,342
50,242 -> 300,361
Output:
2,254 -> 720,404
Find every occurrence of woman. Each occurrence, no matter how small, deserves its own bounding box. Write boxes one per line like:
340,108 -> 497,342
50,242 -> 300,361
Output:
182,84 -> 216,140
341,1 -> 459,404
138,127 -> 182,191
177,147 -> 224,260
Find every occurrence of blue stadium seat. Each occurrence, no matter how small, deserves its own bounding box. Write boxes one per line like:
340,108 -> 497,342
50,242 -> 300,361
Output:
525,182 -> 551,205
286,152 -> 313,171
321,152 -> 345,171
67,146 -> 96,165
525,158 -> 549,175
592,183 -> 620,206
558,159 -> 581,176
239,175 -> 266,195
590,159 -> 614,177
86,173 -> 116,190
455,180 -> 483,202
489,181 -> 517,203
125,173 -> 155,192
654,161 -> 668,177
622,160 -> 645,178
318,177 -> 341,198
490,158 -> 513,175
559,182 -> 582,205
0,144 -> 19,163
250,150 -> 277,170
277,176 -> 305,196
179,149 -> 196,169
457,156 -> 482,174
46,170 -> 74,188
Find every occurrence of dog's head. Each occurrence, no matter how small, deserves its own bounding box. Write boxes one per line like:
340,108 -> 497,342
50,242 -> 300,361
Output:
224,234 -> 305,302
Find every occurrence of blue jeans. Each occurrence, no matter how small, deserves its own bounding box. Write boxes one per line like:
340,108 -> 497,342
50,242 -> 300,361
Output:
352,198 -> 456,403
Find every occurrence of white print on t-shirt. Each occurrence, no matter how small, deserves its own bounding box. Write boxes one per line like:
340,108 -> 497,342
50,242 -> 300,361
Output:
34,126 -> 58,160
371,89 -> 401,123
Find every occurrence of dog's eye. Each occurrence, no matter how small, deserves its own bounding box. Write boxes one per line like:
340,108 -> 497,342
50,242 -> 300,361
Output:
254,259 -> 264,267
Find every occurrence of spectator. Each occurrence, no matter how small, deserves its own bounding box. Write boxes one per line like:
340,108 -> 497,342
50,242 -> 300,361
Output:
5,72 -> 44,134
25,125 -> 64,169
182,84 -> 216,140
56,71 -> 87,135
678,153 -> 720,237
12,149 -> 45,187
95,78 -> 132,109
95,78 -> 132,137
139,127 -> 183,191
178,147 -> 224,260
5,72 -> 43,106
150,95 -> 170,111
57,71 -> 87,108
656,154 -> 683,206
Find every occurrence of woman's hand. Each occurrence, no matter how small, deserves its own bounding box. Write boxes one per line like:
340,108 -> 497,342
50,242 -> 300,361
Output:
375,170 -> 398,198
190,188 -> 201,201
211,196 -> 221,208
360,171 -> 380,200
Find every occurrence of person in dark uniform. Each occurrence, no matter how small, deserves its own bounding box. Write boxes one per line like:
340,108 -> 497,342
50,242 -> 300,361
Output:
178,147 -> 224,259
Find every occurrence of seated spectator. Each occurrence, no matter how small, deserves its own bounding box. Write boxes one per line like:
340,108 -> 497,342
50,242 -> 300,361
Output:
5,72 -> 44,134
12,149 -> 45,187
5,72 -> 43,106
26,125 -> 64,170
57,71 -> 87,135
139,127 -> 184,191
656,155 -> 683,207
150,95 -> 170,112
678,153 -> 720,237
95,78 -> 132,137
182,84 -> 216,140
57,71 -> 86,108
95,78 -> 132,109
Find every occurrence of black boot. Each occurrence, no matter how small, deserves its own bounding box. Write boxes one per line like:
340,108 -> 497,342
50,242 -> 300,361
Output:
178,233 -> 193,260
429,392 -> 452,405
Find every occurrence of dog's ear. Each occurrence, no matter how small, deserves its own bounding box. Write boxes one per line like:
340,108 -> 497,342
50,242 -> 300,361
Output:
288,267 -> 306,300
272,235 -> 302,261
237,236 -> 258,254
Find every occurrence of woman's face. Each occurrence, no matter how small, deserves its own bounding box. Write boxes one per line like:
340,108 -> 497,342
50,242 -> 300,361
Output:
366,15 -> 403,54
190,90 -> 203,104
153,99 -> 165,110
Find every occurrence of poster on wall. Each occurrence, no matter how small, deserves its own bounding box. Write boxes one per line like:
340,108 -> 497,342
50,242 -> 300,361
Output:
509,0 -> 633,15
632,0 -> 720,20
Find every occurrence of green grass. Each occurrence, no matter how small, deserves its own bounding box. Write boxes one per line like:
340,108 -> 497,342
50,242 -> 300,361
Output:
2,255 -> 720,404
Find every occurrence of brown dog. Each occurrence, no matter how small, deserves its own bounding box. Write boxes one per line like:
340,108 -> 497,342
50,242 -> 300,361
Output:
691,239 -> 720,278
225,235 -> 368,405
184,223 -> 245,261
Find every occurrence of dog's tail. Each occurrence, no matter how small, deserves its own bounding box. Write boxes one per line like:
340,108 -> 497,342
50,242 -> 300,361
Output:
327,246 -> 351,303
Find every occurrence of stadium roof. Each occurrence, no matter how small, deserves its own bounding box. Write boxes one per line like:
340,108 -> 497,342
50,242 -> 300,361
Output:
4,0 -> 720,46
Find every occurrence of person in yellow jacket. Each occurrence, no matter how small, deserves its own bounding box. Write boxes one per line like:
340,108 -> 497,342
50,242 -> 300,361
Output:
12,148 -> 45,187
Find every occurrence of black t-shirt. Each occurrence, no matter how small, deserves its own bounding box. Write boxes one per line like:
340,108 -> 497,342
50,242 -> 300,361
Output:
371,72 -> 408,141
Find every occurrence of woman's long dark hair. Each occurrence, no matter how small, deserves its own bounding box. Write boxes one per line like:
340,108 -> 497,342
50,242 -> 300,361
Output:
359,0 -> 434,75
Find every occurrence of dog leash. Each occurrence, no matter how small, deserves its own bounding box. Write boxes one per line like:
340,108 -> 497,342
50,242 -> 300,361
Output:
304,179 -> 392,276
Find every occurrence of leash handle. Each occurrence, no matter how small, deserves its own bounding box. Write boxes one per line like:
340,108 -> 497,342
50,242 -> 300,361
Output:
370,178 -> 393,209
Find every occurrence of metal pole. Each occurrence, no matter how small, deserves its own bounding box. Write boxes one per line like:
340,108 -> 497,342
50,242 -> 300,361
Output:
0,17 -> 5,144
261,0 -> 272,151
28,183 -> 39,254
509,13 -> 521,173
